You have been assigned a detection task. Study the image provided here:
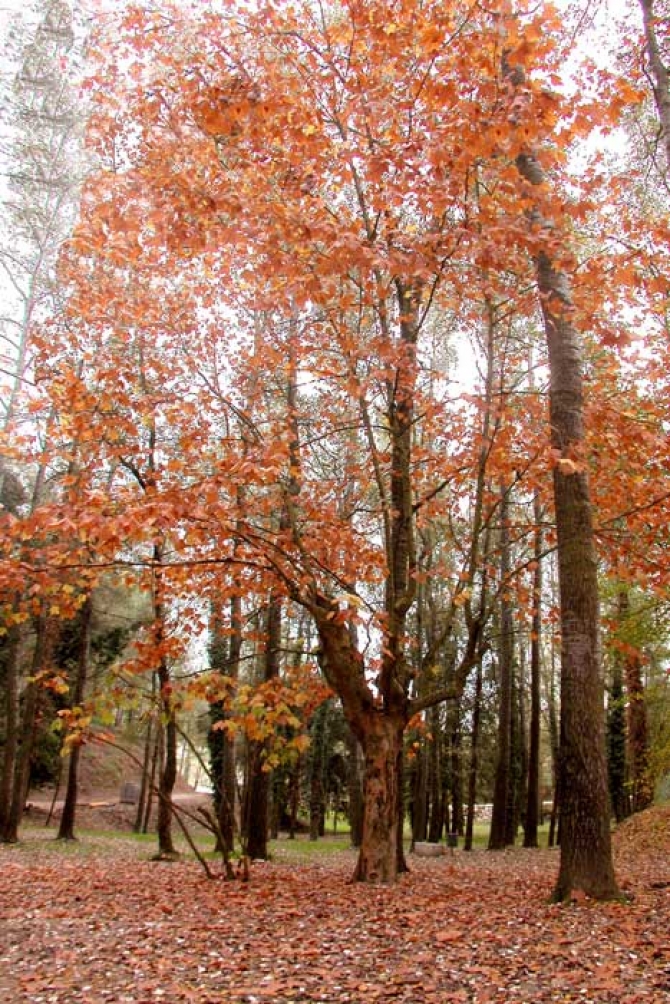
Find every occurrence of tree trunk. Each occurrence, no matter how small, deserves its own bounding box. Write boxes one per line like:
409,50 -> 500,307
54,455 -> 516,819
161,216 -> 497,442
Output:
309,700 -> 328,842
57,597 -> 93,841
464,658 -> 484,851
507,62 -> 621,893
345,727 -> 364,847
410,740 -> 428,844
352,713 -> 405,883
245,595 -> 282,860
489,485 -> 514,850
607,659 -> 628,823
156,686 -> 178,857
143,719 -> 161,834
149,541 -> 177,858
618,590 -> 652,814
427,705 -> 445,843
208,591 -> 240,854
288,754 -> 301,839
508,665 -> 526,844
396,740 -> 409,874
524,509 -> 542,847
0,622 -> 21,838
134,685 -> 154,833
639,0 -> 670,170
449,701 -> 464,837
3,609 -> 53,843
537,252 -> 620,897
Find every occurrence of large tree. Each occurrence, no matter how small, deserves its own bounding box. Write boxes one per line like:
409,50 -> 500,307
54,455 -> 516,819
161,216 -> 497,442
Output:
46,0 -> 642,884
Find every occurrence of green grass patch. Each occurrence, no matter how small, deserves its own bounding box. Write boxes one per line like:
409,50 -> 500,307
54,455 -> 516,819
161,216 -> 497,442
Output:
270,834 -> 354,858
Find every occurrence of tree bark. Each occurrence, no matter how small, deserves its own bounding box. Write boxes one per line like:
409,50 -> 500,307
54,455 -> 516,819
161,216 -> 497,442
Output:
208,590 -> 240,854
345,727 -> 364,847
464,658 -> 484,851
57,596 -> 93,841
351,713 -> 405,883
3,607 -> 52,843
538,253 -> 620,899
523,508 -> 542,847
410,738 -> 428,844
618,590 -> 652,814
505,43 -> 621,894
639,0 -> 670,170
489,485 -> 514,850
0,622 -> 21,839
245,595 -> 282,860
607,657 -> 628,823
134,710 -> 154,834
427,704 -> 444,843
153,544 -> 177,859
309,700 -> 328,842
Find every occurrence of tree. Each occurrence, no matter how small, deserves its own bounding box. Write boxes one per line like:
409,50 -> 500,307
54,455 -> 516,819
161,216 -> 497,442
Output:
0,0 -> 84,426
506,54 -> 622,899
56,594 -> 92,840
523,494 -> 543,847
639,0 -> 670,170
45,0 -> 648,885
489,484 -> 515,850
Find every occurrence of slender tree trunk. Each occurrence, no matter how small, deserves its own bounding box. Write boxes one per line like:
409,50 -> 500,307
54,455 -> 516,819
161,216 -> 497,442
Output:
618,590 -> 652,814
506,53 -> 621,894
134,711 -> 154,834
208,595 -> 240,854
3,608 -> 51,843
221,588 -> 242,850
345,727 -> 364,847
427,709 -> 445,843
155,683 -> 178,857
0,623 -> 21,838
607,658 -> 628,823
143,720 -> 161,834
508,668 -> 525,845
429,702 -> 445,843
148,541 -> 178,858
639,0 -> 670,170
449,701 -> 464,837
309,700 -> 328,842
136,674 -> 158,834
524,509 -> 543,847
288,754 -> 301,839
489,485 -> 514,850
57,597 -> 93,841
396,739 -> 409,874
539,254 -> 620,897
245,596 -> 282,860
464,658 -> 484,851
3,698 -> 37,845
410,741 -> 428,844
513,164 -> 620,899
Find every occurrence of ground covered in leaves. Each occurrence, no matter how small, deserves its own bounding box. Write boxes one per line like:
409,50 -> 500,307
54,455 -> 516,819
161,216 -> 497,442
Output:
1,807 -> 669,1004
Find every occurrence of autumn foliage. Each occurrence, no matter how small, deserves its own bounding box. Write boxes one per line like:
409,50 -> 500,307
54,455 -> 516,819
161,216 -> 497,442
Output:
1,0 -> 669,894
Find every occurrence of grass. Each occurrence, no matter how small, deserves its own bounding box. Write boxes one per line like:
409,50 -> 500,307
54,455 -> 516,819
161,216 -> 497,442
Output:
270,834 -> 354,859
9,815 -> 554,869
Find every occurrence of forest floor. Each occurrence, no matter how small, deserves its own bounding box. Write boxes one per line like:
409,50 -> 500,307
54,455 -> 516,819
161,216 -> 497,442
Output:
1,805 -> 669,1004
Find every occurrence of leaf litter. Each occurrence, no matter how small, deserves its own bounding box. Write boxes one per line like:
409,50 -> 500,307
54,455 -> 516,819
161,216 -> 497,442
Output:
0,809 -> 668,1004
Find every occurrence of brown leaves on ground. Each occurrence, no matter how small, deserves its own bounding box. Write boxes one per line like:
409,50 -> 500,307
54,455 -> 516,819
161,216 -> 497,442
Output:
612,802 -> 670,859
0,817 -> 668,1004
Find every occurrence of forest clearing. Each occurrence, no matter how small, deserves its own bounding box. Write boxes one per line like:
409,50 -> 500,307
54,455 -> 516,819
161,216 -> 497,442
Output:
1,806 -> 669,1004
